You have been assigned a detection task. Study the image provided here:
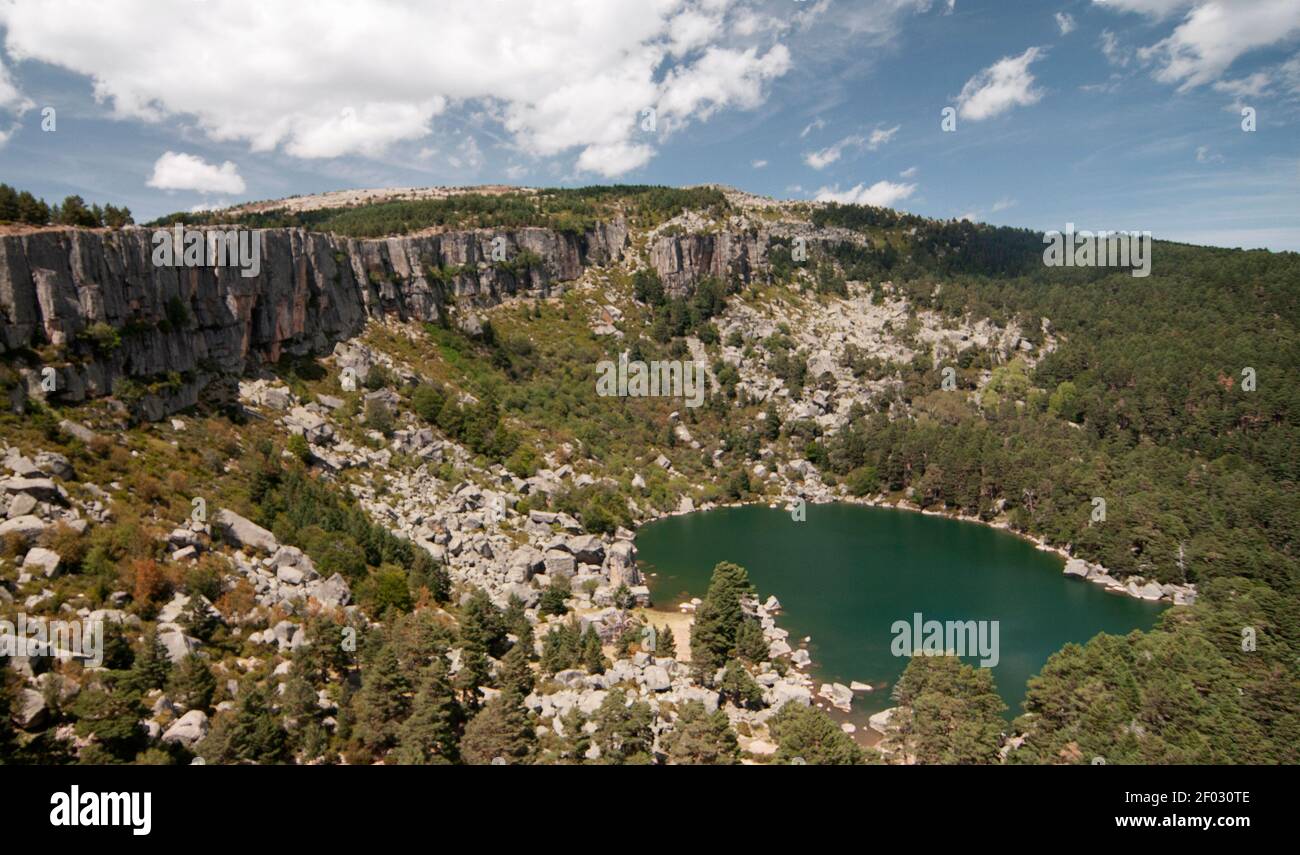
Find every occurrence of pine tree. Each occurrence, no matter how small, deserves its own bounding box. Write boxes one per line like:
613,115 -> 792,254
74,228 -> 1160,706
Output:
352,644 -> 411,753
593,688 -> 655,764
662,700 -> 739,764
455,640 -> 493,711
169,653 -> 216,712
769,702 -> 865,765
540,622 -> 580,675
498,641 -> 535,697
719,660 -> 764,709
689,561 -> 754,675
180,596 -> 220,642
224,685 -> 288,764
560,706 -> 590,762
656,624 -> 678,659
888,655 -> 1006,765
459,689 -> 534,765
395,657 -> 463,764
735,617 -> 769,664
538,576 -> 570,616
0,184 -> 19,221
460,587 -> 508,656
128,628 -> 172,692
71,683 -> 146,761
581,627 -> 607,675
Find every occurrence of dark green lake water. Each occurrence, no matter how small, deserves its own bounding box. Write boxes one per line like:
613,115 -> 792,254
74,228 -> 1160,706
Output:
636,503 -> 1165,719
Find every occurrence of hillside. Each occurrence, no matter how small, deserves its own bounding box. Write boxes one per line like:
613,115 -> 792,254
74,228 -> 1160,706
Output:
1,185 -> 1296,765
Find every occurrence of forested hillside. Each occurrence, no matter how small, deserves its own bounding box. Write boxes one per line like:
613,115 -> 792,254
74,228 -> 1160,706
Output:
2,186 -> 1296,765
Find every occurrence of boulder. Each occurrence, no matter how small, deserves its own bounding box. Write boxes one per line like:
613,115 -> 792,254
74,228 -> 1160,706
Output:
567,534 -> 605,566
767,682 -> 811,710
1063,558 -> 1090,578
6,492 -> 37,518
641,665 -> 671,692
162,710 -> 210,748
543,549 -> 576,578
507,546 -> 545,582
214,509 -> 278,553
21,547 -> 61,578
0,515 -> 47,541
1,477 -> 64,504
12,688 -> 48,730
306,573 -> 351,608
59,420 -> 98,443
820,682 -> 853,711
158,627 -> 197,663
34,452 -> 74,479
868,707 -> 896,736
606,540 -> 640,587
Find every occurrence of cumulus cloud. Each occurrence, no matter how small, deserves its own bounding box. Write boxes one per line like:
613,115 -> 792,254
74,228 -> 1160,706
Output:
1098,0 -> 1300,90
1055,12 -> 1076,35
146,151 -> 247,194
815,180 -> 916,207
0,55 -> 32,115
955,47 -> 1046,120
0,0 -> 794,177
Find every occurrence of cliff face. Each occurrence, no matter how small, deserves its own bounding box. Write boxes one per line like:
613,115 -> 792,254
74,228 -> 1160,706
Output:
648,229 -> 767,297
0,222 -> 628,418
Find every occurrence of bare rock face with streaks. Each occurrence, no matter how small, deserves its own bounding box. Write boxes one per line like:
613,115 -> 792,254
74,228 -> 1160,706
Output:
0,223 -> 629,419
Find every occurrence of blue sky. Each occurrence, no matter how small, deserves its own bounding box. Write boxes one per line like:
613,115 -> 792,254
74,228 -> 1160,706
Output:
0,0 -> 1297,249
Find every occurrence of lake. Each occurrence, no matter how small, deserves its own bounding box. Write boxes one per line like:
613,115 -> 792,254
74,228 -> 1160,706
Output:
636,503 -> 1165,720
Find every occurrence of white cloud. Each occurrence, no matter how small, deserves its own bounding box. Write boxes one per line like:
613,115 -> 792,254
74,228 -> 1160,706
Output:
1055,12 -> 1076,35
657,43 -> 791,123
751,158 -> 768,168
955,47 -> 1046,120
803,125 -> 898,169
446,136 -> 484,171
868,124 -> 900,148
800,118 -> 826,138
815,180 -> 916,207
1213,71 -> 1272,98
146,151 -> 246,194
805,135 -> 862,169
576,141 -> 655,177
1195,144 -> 1224,163
1091,0 -> 1195,19
1213,70 -> 1272,109
1100,30 -> 1131,67
0,55 -> 33,115
991,197 -> 1016,212
899,165 -> 918,178
1279,53 -> 1300,92
1099,0 -> 1300,90
0,0 -> 793,177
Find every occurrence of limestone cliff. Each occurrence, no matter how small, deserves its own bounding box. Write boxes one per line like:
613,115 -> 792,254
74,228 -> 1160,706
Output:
0,222 -> 628,418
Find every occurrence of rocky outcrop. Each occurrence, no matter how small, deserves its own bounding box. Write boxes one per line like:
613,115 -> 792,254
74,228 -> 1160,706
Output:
0,222 -> 627,419
648,229 -> 766,297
